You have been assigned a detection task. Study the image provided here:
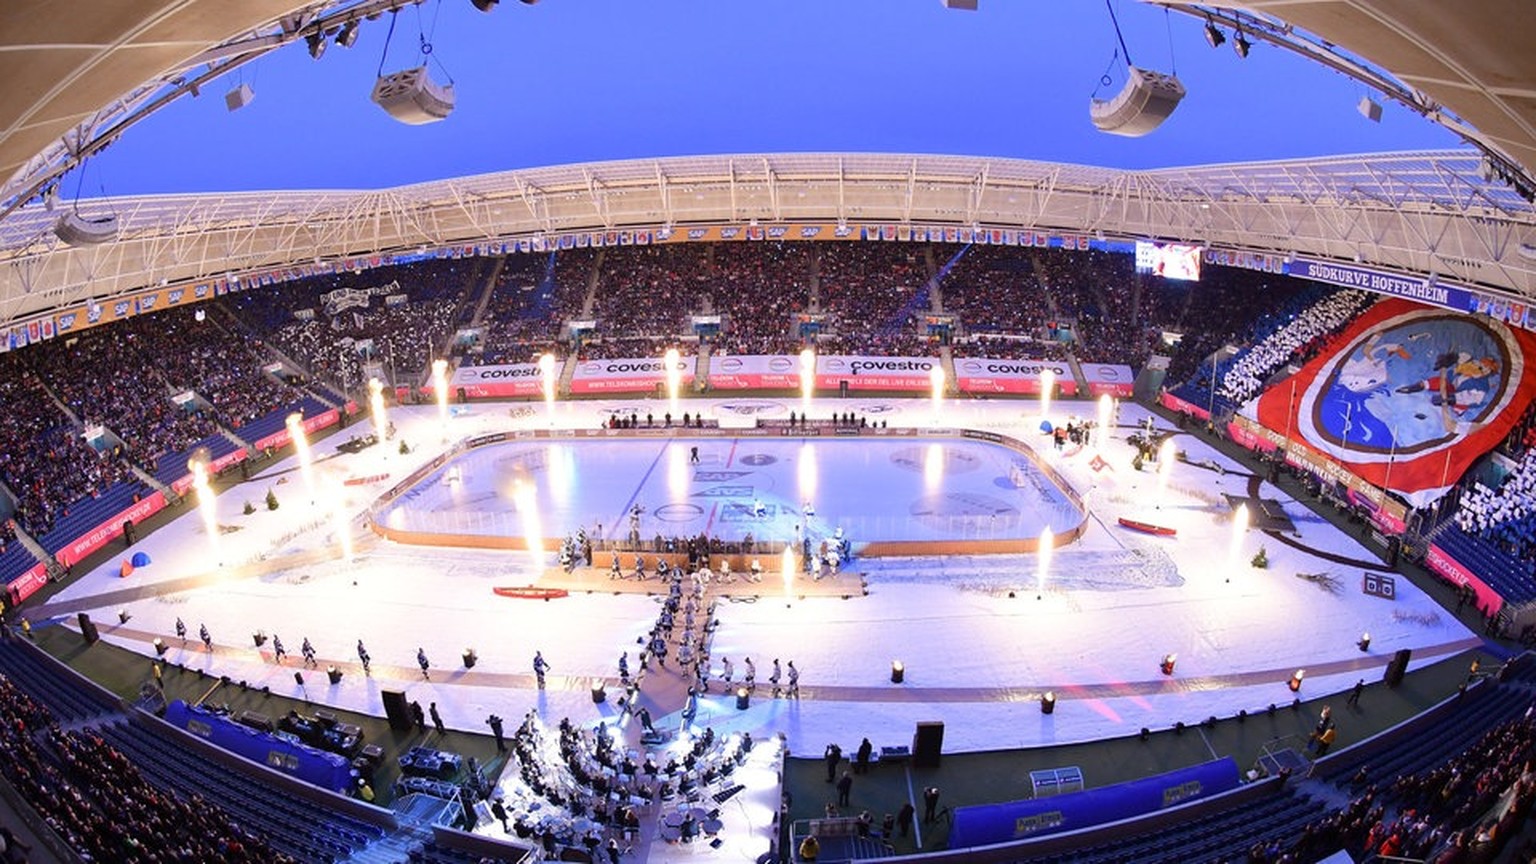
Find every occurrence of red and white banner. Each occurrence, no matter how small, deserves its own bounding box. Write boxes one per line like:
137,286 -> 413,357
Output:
953,358 -> 1077,396
1252,299 -> 1536,506
1425,543 -> 1502,615
709,355 -> 800,390
55,490 -> 169,568
1081,363 -> 1135,397
169,447 -> 249,495
451,362 -> 545,398
817,355 -> 943,392
254,408 -> 340,452
5,562 -> 48,606
570,356 -> 696,394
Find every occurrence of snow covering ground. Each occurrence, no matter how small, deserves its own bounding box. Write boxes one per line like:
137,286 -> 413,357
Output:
40,394 -> 1478,862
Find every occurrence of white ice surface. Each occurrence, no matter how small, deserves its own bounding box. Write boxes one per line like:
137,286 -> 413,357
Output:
43,396 -> 1480,862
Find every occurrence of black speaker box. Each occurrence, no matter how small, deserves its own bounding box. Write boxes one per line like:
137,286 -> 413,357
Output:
913,721 -> 945,768
1384,648 -> 1411,688
78,613 -> 99,645
381,689 -> 414,731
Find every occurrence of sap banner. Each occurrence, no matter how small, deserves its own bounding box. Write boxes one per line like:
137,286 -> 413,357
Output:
709,355 -> 801,390
954,358 -> 1077,396
452,362 -> 544,398
570,356 -> 697,394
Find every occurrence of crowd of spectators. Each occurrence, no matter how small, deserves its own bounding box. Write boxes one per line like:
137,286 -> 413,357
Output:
938,245 -> 1054,335
816,244 -> 929,355
124,307 -> 296,428
1251,707 -> 1536,864
0,673 -> 296,863
953,335 -> 1072,361
227,259 -> 483,392
707,243 -> 812,356
1457,444 -> 1536,560
1215,289 -> 1373,405
460,255 -> 572,366
591,246 -> 708,341
1033,249 -> 1151,365
0,355 -> 132,537
28,327 -> 223,470
1160,269 -> 1313,406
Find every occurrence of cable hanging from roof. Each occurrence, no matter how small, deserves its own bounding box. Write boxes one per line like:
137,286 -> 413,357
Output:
1090,0 -> 1185,137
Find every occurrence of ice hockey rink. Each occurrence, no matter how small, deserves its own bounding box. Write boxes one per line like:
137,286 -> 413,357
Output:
32,393 -> 1480,860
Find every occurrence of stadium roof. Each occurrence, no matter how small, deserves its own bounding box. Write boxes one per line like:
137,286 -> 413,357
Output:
1170,2 -> 1536,181
1,149 -> 1534,329
0,2 -> 1534,328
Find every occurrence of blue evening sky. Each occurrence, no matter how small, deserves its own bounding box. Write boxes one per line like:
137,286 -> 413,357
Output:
83,1 -> 1460,195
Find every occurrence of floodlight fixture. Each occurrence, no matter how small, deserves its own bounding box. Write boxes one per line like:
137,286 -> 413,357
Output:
1203,18 -> 1225,49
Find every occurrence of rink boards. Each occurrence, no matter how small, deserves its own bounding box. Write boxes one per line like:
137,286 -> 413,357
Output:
368,427 -> 1087,556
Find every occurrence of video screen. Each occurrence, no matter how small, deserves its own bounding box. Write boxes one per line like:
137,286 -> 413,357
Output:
1135,241 -> 1203,281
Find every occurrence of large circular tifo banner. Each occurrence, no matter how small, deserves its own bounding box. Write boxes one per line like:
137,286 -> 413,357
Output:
1255,298 -> 1536,504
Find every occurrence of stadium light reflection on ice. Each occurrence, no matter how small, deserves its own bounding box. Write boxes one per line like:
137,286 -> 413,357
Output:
924,443 -> 945,493
189,458 -> 220,565
1037,526 -> 1054,600
781,546 -> 796,604
538,353 -> 557,424
328,478 -> 353,564
799,348 -> 815,414
930,363 -> 945,423
511,480 -> 543,571
1158,437 -> 1177,508
286,412 -> 317,502
664,348 -> 681,417
797,442 -> 818,505
368,378 -> 387,447
431,358 -> 449,439
1229,503 -> 1250,579
1096,394 -> 1114,452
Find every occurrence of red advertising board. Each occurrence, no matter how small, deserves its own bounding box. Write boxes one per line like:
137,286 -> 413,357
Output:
1425,543 -> 1503,616
1160,390 -> 1212,421
570,357 -> 697,394
169,447 -> 249,495
1081,363 -> 1135,397
816,356 -> 942,392
954,357 -> 1077,396
451,362 -> 545,398
708,355 -> 801,390
55,490 -> 168,568
254,408 -> 340,452
5,562 -> 48,606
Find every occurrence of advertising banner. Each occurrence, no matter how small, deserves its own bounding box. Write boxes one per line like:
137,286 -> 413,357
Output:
169,447 -> 249,495
953,357 -> 1076,396
1081,363 -> 1135,397
1227,415 -> 1409,531
253,408 -> 341,452
55,490 -> 169,568
1252,299 -> 1536,507
1285,258 -> 1476,313
570,356 -> 697,394
5,562 -> 49,606
451,362 -> 545,398
1159,390 -> 1211,421
1425,543 -> 1503,615
816,355 -> 942,392
708,355 -> 801,389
